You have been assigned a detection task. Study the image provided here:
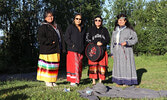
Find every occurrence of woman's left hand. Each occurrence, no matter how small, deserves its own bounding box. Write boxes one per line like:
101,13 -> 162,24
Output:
97,41 -> 102,46
121,42 -> 126,46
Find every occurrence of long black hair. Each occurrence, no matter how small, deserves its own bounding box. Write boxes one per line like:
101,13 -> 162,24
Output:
72,13 -> 83,26
114,14 -> 134,31
43,9 -> 55,25
93,15 -> 103,27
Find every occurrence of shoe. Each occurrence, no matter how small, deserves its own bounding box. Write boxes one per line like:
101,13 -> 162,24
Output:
45,82 -> 53,87
70,83 -> 78,87
52,83 -> 57,87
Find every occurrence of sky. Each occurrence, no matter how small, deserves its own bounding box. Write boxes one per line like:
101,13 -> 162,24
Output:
0,30 -> 3,37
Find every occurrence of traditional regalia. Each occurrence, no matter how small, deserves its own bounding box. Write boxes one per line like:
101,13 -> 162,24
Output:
64,24 -> 86,84
110,26 -> 138,85
86,26 -> 110,80
37,22 -> 65,83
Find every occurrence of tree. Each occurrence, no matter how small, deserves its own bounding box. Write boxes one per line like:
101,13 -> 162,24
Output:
0,0 -> 105,73
0,0 -> 42,73
103,0 -> 167,55
42,0 -> 104,31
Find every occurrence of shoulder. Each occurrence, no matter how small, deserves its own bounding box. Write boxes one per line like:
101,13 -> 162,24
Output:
88,26 -> 95,31
66,24 -> 75,30
102,27 -> 108,31
68,24 -> 75,28
125,27 -> 136,33
38,24 -> 48,31
101,27 -> 109,33
39,23 -> 51,29
56,24 -> 62,30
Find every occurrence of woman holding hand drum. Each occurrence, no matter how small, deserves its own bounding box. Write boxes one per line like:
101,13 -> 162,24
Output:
86,16 -> 110,85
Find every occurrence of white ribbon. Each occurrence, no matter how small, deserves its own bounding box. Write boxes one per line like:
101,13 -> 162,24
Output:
116,26 -> 127,44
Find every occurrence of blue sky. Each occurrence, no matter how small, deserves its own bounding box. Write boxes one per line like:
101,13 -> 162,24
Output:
0,30 -> 3,36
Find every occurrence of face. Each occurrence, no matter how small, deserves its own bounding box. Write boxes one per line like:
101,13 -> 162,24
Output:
118,18 -> 126,27
94,18 -> 102,27
45,13 -> 54,23
74,15 -> 82,25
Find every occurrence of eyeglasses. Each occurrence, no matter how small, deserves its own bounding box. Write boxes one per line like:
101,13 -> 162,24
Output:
95,19 -> 102,22
75,18 -> 82,20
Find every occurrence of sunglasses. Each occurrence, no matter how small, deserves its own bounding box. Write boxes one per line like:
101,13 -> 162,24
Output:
95,19 -> 102,22
75,18 -> 82,20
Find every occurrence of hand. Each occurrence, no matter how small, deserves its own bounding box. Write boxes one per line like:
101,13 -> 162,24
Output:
111,56 -> 114,59
97,41 -> 102,46
72,44 -> 75,48
121,42 -> 126,46
53,41 -> 55,44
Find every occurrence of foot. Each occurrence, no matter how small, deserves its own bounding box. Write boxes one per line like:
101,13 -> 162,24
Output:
45,82 -> 53,87
92,79 -> 96,85
99,79 -> 102,83
52,83 -> 57,87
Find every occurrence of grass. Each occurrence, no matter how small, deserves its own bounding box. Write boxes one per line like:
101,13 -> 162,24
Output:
0,54 -> 167,100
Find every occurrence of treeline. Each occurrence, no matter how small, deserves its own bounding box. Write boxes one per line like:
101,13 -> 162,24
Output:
104,0 -> 167,55
0,0 -> 104,73
0,0 -> 166,73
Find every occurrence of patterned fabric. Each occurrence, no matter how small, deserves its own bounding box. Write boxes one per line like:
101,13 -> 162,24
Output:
88,51 -> 108,80
66,51 -> 83,83
37,53 -> 60,82
110,26 -> 138,85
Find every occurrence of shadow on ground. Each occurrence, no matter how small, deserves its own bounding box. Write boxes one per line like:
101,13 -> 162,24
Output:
137,68 -> 147,85
0,85 -> 32,99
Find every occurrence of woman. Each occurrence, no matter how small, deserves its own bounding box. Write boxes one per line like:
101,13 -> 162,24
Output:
110,14 -> 138,86
37,10 -> 66,87
64,14 -> 86,86
86,16 -> 110,85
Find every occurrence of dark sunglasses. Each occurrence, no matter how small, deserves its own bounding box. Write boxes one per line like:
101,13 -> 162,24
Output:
95,19 -> 102,22
75,18 -> 82,20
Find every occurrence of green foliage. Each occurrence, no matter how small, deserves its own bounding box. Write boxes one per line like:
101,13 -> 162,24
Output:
0,0 -> 41,73
0,0 -> 104,73
43,0 -> 104,30
103,0 -> 167,55
132,0 -> 167,55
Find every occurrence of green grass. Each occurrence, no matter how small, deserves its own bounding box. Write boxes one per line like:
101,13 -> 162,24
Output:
0,54 -> 167,100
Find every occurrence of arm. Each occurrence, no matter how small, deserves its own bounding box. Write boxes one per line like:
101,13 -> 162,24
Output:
110,32 -> 114,57
64,25 -> 74,47
57,25 -> 66,53
103,28 -> 110,45
38,25 -> 53,45
86,28 -> 92,43
98,28 -> 110,46
125,29 -> 138,46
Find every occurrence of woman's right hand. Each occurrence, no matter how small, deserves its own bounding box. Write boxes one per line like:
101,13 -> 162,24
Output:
111,56 -> 114,59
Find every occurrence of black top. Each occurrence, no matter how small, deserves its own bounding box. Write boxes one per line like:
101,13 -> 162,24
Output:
86,26 -> 110,51
64,24 -> 86,54
38,23 -> 66,54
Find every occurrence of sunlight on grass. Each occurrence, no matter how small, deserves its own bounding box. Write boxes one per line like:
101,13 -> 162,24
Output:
0,55 -> 167,100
